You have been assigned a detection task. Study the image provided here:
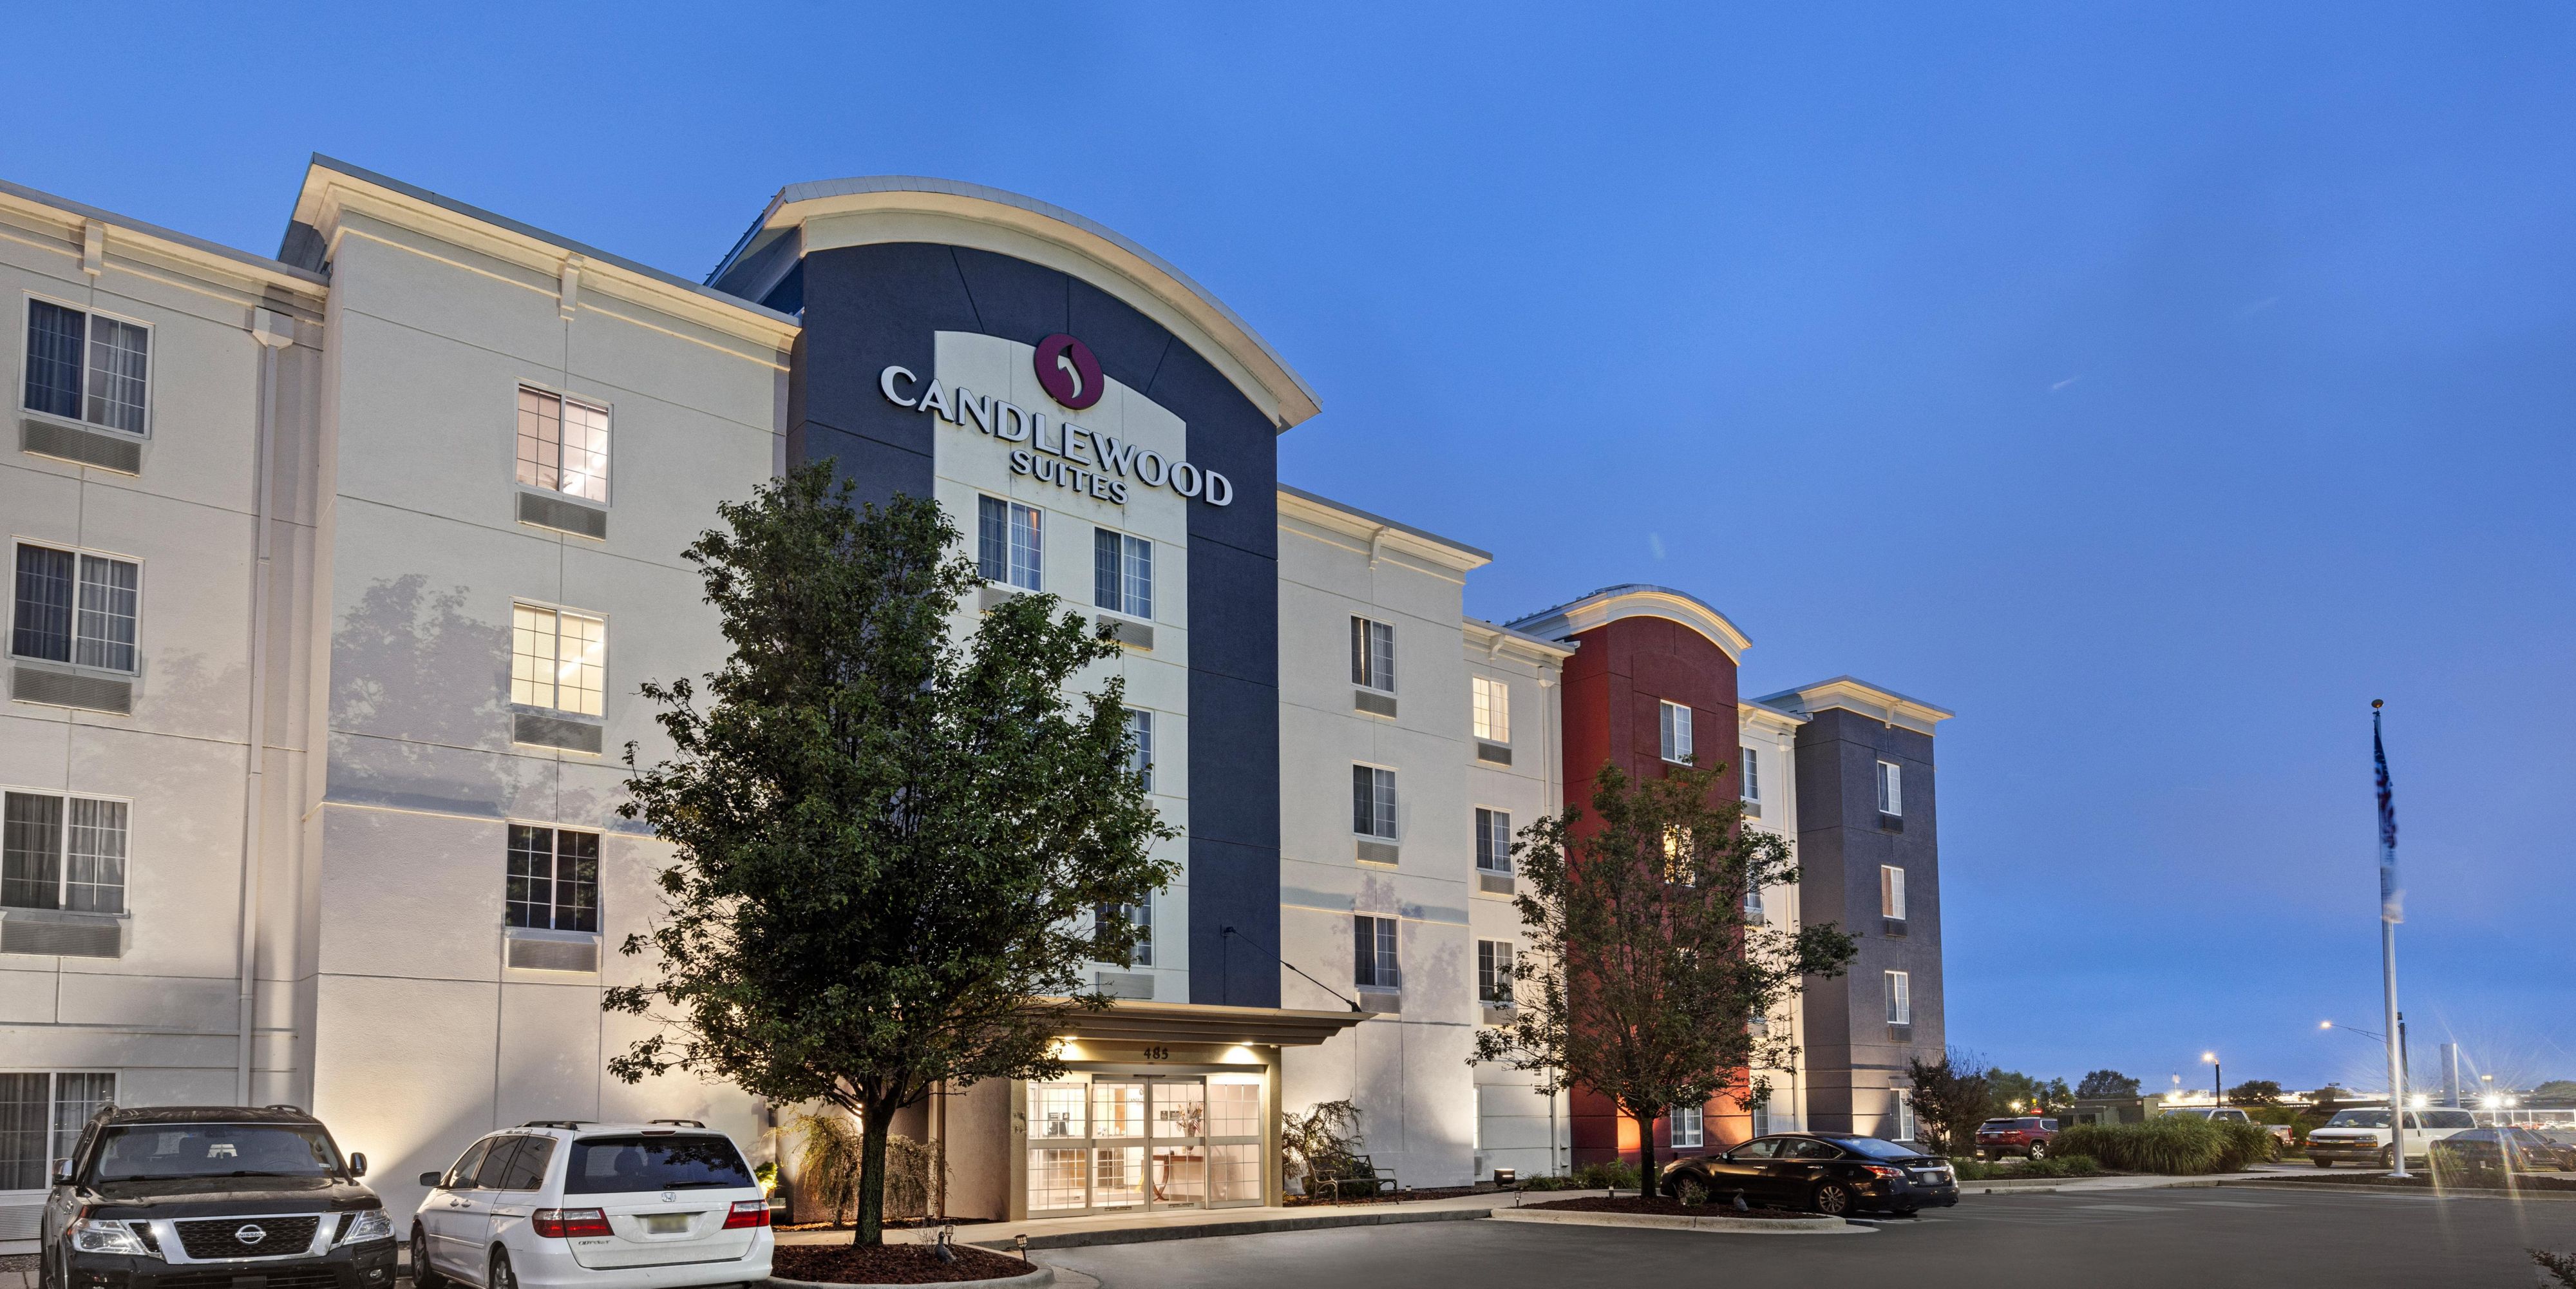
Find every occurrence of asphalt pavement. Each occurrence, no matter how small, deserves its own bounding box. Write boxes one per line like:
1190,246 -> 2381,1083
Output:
1040,1186 -> 2576,1288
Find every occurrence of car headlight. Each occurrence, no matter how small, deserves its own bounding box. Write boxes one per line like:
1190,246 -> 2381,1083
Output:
71,1217 -> 153,1257
338,1209 -> 395,1246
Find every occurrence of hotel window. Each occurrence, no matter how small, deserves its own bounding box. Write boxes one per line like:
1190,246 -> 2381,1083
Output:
506,825 -> 599,933
1471,676 -> 1509,742
978,496 -> 1042,591
0,1071 -> 116,1188
1750,1096 -> 1772,1140
1473,808 -> 1511,875
1352,766 -> 1397,839
1895,1090 -> 1918,1143
515,387 -> 610,504
1744,884 -> 1766,925
1672,1103 -> 1705,1149
23,299 -> 149,434
12,544 -> 139,672
1350,617 -> 1395,692
1125,709 -> 1154,793
1092,528 -> 1151,618
1476,939 -> 1514,1005
1658,700 -> 1694,764
1877,760 -> 1903,817
1353,915 -> 1399,990
1095,897 -> 1152,968
1740,746 -> 1761,815
1886,970 -> 1911,1026
3,791 -> 128,915
510,605 -> 605,716
1881,865 -> 1907,921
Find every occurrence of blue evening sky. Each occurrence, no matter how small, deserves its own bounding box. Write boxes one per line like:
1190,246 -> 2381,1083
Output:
8,3 -> 2570,1096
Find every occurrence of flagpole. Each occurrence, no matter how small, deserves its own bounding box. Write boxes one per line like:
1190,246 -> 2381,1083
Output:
2374,700 -> 2409,1178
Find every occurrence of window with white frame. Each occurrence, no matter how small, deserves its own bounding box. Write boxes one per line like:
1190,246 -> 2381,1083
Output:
510,604 -> 605,716
515,386 -> 610,504
1881,865 -> 1907,921
1750,1095 -> 1773,1139
1476,939 -> 1514,1005
1354,915 -> 1399,990
1744,883 -> 1766,925
1473,807 -> 1511,874
1350,616 -> 1395,692
23,298 -> 148,434
1741,746 -> 1761,811
506,825 -> 599,933
1352,766 -> 1397,839
1092,528 -> 1151,618
1895,1089 -> 1918,1143
1125,709 -> 1154,793
0,1070 -> 116,1188
978,496 -> 1042,591
1877,760 -> 1903,817
1886,969 -> 1911,1026
1472,676 -> 1510,742
2,790 -> 128,915
1672,1103 -> 1705,1149
1096,897 -> 1153,968
12,544 -> 138,673
1659,700 -> 1694,763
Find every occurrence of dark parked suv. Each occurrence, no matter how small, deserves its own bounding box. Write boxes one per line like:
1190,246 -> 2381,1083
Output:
1973,1117 -> 2060,1160
39,1105 -> 397,1289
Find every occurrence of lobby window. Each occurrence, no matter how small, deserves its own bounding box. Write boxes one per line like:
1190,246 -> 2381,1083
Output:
515,387 -> 610,504
1472,676 -> 1509,742
1352,766 -> 1397,839
0,1071 -> 116,1188
1877,760 -> 1903,817
506,825 -> 598,933
1672,1103 -> 1705,1150
1881,865 -> 1907,921
3,791 -> 129,914
1354,915 -> 1400,991
1659,700 -> 1694,764
1350,616 -> 1395,692
1125,709 -> 1154,793
1886,970 -> 1911,1027
1473,808 -> 1511,875
23,298 -> 149,435
13,544 -> 139,673
511,604 -> 605,716
978,497 -> 1042,591
1095,897 -> 1152,968
1092,528 -> 1151,618
1477,939 -> 1514,1005
1740,746 -> 1761,816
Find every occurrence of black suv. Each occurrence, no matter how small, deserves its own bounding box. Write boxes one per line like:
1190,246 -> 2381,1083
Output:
39,1105 -> 397,1289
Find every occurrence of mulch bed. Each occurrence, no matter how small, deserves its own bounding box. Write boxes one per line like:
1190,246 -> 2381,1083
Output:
772,1243 -> 1034,1284
1286,1185 -> 1485,1207
1524,1196 -> 1815,1219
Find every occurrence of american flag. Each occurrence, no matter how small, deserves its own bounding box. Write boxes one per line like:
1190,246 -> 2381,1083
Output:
2375,707 -> 2401,924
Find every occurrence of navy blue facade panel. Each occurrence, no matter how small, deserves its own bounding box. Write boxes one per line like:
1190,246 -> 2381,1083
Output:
787,241 -> 1284,1011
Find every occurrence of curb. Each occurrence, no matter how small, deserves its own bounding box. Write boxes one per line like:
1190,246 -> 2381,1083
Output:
1959,1176 -> 2232,1196
965,1206 -> 1492,1252
768,1270 -> 1051,1289
1488,1208 -> 1862,1236
2215,1179 -> 2576,1203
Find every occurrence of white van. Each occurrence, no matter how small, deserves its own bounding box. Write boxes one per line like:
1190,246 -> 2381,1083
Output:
2304,1106 -> 2478,1167
411,1122 -> 772,1289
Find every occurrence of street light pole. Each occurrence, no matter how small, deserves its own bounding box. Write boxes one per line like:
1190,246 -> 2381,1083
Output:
2374,702 -> 2410,1178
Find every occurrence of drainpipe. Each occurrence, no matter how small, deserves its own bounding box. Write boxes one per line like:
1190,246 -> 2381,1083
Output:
236,309 -> 293,1103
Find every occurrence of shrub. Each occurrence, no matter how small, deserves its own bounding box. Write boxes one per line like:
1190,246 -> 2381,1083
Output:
1572,1159 -> 1642,1191
1949,1153 -> 2103,1181
2051,1119 -> 2267,1175
2533,1249 -> 2576,1288
2212,1121 -> 2277,1172
1518,1174 -> 1582,1191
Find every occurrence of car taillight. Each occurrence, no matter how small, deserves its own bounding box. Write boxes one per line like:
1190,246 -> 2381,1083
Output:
531,1209 -> 612,1238
1862,1165 -> 1905,1178
723,1200 -> 770,1230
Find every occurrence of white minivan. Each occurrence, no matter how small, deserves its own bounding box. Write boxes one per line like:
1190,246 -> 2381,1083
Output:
411,1122 -> 772,1289
2304,1105 -> 2479,1167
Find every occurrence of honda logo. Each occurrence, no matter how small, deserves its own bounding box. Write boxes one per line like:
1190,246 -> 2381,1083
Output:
234,1224 -> 267,1245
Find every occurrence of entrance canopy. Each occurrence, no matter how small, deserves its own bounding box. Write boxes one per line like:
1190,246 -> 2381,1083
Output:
1055,999 -> 1366,1047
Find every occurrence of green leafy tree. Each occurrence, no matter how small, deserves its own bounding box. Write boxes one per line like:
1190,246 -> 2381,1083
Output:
1989,1069 -> 2075,1116
2228,1079 -> 2285,1107
2532,1080 -> 2576,1100
2077,1069 -> 2141,1099
1908,1053 -> 1995,1156
1472,761 -> 1857,1198
604,467 -> 1175,1245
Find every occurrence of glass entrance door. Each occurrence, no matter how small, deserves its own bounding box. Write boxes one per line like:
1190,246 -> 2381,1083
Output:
1026,1072 -> 1267,1216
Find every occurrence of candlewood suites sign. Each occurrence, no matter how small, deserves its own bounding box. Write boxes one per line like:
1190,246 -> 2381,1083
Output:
878,332 -> 1233,508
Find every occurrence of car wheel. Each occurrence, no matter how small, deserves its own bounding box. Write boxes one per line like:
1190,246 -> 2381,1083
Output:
2378,1146 -> 2396,1170
2313,1158 -> 2333,1169
489,1248 -> 518,1289
411,1227 -> 443,1289
1810,1181 -> 1855,1216
2028,1140 -> 2050,1161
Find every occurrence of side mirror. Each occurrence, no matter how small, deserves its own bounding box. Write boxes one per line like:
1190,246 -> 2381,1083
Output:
419,1172 -> 442,1188
347,1153 -> 368,1179
53,1158 -> 73,1184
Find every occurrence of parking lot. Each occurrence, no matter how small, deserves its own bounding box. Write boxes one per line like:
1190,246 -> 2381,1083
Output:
1040,1187 -> 2576,1288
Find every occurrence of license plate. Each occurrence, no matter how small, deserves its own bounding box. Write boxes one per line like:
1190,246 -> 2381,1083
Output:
641,1214 -> 692,1235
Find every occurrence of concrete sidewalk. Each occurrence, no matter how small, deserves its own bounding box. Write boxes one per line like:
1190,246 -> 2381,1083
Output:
780,1189 -> 1608,1252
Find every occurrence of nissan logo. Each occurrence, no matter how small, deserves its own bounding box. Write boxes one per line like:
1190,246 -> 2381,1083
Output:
234,1224 -> 267,1245
1033,334 -> 1104,410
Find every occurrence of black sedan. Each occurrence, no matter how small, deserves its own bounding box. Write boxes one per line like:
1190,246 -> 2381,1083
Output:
2432,1127 -> 2576,1173
1662,1133 -> 1960,1216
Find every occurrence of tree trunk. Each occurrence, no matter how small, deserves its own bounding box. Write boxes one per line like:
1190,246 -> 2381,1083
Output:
854,1102 -> 895,1246
1636,1105 -> 1660,1199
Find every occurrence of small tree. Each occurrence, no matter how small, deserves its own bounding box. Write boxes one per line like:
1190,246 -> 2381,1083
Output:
1989,1069 -> 2070,1116
2077,1069 -> 2141,1099
606,466 -> 1175,1245
1472,761 -> 1856,1198
1908,1052 -> 1995,1156
2228,1080 -> 2284,1107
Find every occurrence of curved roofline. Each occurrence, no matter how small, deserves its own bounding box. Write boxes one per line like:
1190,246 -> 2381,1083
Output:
708,177 -> 1320,430
1504,583 -> 1752,662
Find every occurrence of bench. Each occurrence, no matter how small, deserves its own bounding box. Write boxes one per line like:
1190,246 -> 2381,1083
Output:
1307,1153 -> 1399,1201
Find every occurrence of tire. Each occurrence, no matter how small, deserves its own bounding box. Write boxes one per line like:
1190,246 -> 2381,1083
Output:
2378,1147 -> 2396,1170
1810,1181 -> 1855,1216
2313,1158 -> 2333,1169
411,1227 -> 444,1289
489,1248 -> 518,1289
2028,1140 -> 2050,1161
